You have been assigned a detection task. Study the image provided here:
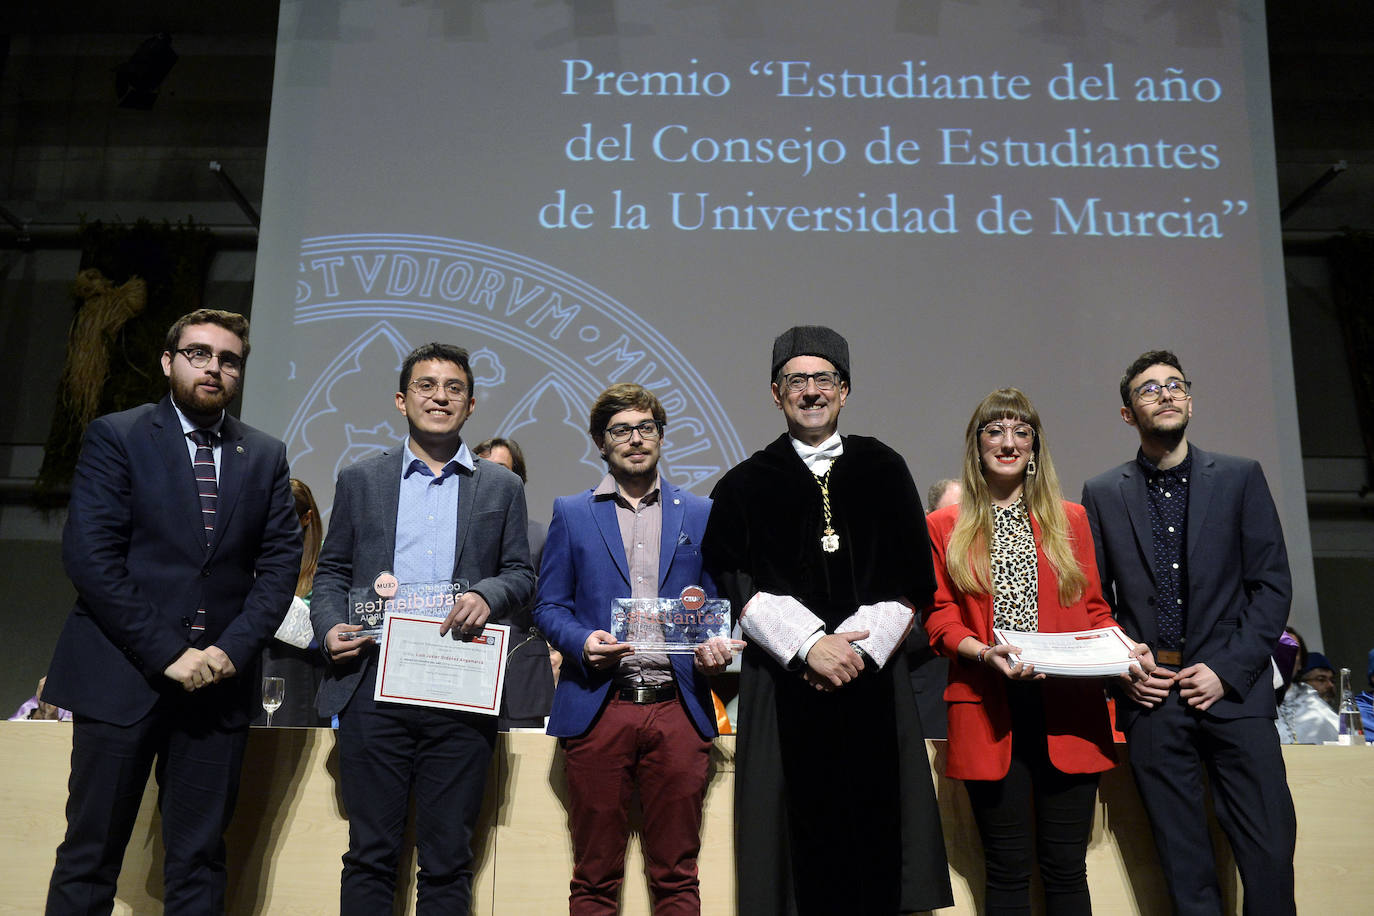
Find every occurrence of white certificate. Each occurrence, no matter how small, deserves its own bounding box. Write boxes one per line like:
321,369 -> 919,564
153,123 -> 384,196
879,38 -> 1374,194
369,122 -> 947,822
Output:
374,615 -> 509,715
993,625 -> 1138,678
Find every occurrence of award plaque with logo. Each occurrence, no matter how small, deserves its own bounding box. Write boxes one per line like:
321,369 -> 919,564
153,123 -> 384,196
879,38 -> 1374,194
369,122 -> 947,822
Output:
610,585 -> 731,653
348,572 -> 470,638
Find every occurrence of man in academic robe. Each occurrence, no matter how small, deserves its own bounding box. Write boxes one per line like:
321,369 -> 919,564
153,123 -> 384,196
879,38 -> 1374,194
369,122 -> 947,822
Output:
702,325 -> 952,916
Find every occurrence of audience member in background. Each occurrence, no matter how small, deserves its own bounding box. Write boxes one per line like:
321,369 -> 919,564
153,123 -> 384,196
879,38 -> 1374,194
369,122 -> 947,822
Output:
907,476 -> 962,739
1357,649 -> 1374,738
8,676 -> 71,721
1299,652 -> 1338,710
926,478 -> 963,512
474,436 -> 555,729
1272,627 -> 1302,706
255,478 -> 329,726
1275,636 -> 1338,744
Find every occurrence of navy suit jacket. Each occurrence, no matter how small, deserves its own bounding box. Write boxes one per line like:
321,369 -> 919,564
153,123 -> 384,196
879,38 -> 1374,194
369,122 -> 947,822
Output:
534,478 -> 718,740
311,447 -> 536,717
1081,445 -> 1291,724
45,396 -> 302,728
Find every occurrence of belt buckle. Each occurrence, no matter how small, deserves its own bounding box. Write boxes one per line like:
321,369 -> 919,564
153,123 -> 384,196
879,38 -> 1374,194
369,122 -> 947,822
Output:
623,684 -> 673,704
1156,649 -> 1182,666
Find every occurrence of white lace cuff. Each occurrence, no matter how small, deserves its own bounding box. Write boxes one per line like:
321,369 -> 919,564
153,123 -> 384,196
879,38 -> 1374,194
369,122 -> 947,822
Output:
740,591 -> 824,668
836,599 -> 913,669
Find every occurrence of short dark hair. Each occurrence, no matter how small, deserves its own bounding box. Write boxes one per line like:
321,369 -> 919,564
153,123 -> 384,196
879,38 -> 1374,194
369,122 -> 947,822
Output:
399,342 -> 474,395
1119,349 -> 1185,407
473,436 -> 528,482
588,383 -> 667,444
164,309 -> 250,359
926,478 -> 959,510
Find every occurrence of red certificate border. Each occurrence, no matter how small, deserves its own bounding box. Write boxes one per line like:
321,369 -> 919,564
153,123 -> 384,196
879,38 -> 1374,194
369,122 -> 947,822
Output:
992,625 -> 1135,671
375,615 -> 509,714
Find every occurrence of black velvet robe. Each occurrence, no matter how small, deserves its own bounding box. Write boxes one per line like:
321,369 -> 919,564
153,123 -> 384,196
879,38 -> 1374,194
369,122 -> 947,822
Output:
704,433 -> 953,915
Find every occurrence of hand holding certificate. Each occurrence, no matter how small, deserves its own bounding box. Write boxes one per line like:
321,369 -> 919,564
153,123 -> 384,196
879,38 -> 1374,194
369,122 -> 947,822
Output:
992,626 -> 1142,678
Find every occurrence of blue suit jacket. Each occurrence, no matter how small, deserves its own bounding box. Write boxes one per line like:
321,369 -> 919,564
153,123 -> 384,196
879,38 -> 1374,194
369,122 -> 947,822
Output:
1081,445 -> 1291,724
311,447 -> 536,717
534,478 -> 718,740
45,396 -> 302,727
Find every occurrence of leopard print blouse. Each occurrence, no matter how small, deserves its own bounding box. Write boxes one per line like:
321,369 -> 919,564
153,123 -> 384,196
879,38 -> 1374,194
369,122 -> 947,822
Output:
990,497 -> 1038,632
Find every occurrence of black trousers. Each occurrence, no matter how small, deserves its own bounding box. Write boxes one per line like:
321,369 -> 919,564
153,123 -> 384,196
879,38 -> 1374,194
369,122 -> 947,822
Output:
1125,690 -> 1296,916
47,705 -> 248,915
336,664 -> 497,916
963,682 -> 1100,916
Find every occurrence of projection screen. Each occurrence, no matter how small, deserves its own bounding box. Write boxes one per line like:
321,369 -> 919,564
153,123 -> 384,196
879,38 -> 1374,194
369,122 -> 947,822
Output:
246,1 -> 1316,622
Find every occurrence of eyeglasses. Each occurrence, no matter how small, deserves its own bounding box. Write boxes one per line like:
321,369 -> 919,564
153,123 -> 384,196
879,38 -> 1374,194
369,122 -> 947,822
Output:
780,371 -> 841,392
605,420 -> 663,443
980,423 -> 1035,445
1133,379 -> 1192,404
408,378 -> 468,399
176,347 -> 243,377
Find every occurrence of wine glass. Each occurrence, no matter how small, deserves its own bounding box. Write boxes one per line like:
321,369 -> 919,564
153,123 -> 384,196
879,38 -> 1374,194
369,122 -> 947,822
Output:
262,676 -> 285,727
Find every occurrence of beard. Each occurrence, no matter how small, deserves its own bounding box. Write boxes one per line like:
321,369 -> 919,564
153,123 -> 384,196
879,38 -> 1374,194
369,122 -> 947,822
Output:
1132,403 -> 1189,447
170,373 -> 237,419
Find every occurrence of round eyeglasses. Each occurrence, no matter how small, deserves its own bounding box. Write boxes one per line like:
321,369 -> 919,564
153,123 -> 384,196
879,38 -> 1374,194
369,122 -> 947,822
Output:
1133,379 -> 1191,404
176,347 -> 243,377
980,423 -> 1034,445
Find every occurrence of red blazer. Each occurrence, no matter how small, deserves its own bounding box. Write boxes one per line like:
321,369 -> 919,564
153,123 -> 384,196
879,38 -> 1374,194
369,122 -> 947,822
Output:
925,500 -> 1118,781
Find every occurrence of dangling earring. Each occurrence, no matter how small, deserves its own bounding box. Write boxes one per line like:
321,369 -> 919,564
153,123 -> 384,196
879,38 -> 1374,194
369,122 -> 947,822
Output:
1026,455 -> 1038,476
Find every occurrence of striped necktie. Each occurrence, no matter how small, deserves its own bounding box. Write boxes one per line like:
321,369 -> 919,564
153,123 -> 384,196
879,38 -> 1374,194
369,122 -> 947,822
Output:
188,428 -> 218,544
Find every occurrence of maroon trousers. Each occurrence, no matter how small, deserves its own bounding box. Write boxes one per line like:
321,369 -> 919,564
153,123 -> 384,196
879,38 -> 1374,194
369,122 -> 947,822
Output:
562,696 -> 712,915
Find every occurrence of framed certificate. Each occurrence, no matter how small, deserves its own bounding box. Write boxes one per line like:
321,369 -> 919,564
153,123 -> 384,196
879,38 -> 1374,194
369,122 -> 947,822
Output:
373,615 -> 510,715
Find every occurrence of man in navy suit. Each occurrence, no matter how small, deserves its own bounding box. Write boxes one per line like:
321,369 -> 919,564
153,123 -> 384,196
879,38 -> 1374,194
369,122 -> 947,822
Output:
44,309 -> 302,914
311,342 -> 534,915
1082,349 -> 1296,915
534,382 -> 730,915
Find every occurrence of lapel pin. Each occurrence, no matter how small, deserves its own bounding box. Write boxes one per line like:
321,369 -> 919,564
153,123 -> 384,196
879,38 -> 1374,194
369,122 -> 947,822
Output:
236,445 -> 244,454
673,498 -> 680,505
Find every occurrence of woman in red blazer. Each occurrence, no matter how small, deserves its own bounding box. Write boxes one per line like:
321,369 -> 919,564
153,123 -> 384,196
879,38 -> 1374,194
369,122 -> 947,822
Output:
925,387 -> 1146,915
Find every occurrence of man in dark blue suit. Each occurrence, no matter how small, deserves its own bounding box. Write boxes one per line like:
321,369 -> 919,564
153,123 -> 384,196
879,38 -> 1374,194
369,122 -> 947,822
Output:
1082,350 -> 1296,916
534,382 -> 730,915
311,342 -> 534,915
43,309 -> 302,914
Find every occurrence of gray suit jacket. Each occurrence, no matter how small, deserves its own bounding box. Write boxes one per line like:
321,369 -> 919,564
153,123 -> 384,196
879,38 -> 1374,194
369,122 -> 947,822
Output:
311,446 -> 536,717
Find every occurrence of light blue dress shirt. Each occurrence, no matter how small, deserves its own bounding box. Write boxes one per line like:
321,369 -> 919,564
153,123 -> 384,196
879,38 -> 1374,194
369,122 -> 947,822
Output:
393,438 -> 473,585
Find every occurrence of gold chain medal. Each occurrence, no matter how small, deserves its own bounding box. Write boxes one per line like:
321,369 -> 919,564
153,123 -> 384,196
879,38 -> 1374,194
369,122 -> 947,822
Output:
815,465 -> 840,553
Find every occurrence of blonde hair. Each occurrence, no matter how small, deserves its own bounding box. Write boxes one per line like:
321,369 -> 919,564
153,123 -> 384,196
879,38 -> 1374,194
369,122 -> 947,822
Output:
945,388 -> 1087,607
291,478 -> 322,598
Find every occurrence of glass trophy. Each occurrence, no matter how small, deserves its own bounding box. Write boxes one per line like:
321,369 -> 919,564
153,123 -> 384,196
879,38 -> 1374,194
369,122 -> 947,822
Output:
349,577 -> 469,638
610,596 -> 731,653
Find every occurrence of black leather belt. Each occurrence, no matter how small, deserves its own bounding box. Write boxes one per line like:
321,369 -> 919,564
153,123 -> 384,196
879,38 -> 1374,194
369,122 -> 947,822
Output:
617,684 -> 677,704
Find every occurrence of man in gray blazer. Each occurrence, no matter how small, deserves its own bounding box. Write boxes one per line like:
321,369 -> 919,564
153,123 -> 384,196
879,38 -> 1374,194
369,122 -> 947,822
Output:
1082,349 -> 1295,916
311,342 -> 535,915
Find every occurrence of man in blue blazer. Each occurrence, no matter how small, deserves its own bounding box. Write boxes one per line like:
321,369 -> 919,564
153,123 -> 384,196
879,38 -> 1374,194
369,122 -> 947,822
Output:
534,382 -> 730,915
44,309 -> 302,914
311,342 -> 534,915
1082,350 -> 1296,916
